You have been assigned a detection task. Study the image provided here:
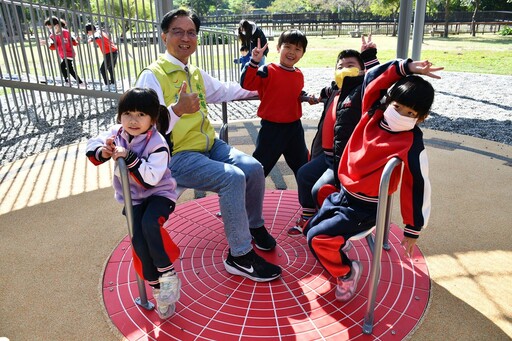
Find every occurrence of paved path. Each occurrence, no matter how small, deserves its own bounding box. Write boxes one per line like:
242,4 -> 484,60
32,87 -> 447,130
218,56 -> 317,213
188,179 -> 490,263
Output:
1,119 -> 511,340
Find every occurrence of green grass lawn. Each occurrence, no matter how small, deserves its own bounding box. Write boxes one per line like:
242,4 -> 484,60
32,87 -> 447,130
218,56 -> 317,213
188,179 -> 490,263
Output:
266,34 -> 512,75
1,32 -> 510,88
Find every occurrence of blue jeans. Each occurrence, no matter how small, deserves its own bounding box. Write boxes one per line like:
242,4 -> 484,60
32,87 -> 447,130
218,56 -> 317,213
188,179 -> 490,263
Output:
169,138 -> 265,257
297,153 -> 335,210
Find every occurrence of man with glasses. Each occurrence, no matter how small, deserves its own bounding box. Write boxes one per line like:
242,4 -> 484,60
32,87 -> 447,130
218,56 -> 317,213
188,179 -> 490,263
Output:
136,8 -> 281,283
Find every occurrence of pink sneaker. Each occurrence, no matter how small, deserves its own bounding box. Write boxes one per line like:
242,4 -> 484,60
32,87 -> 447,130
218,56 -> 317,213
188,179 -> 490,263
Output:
335,260 -> 362,302
341,240 -> 353,253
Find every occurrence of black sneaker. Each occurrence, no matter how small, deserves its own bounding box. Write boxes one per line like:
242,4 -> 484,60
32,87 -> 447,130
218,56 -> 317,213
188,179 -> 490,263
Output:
224,249 -> 282,282
250,226 -> 277,251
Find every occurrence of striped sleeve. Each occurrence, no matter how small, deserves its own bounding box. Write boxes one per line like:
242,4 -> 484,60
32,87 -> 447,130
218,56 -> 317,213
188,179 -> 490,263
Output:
400,131 -> 431,239
127,146 -> 170,189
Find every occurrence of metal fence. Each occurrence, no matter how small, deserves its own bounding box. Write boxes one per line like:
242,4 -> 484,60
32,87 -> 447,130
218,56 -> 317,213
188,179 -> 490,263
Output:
1,1 -> 510,164
0,0 -> 243,164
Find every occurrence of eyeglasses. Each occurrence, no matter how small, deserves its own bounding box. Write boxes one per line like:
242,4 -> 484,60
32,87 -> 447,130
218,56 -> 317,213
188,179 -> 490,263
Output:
168,28 -> 197,39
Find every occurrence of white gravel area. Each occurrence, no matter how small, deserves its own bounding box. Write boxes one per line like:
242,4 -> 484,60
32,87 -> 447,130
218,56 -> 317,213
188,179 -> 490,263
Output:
0,69 -> 511,165
300,68 -> 512,145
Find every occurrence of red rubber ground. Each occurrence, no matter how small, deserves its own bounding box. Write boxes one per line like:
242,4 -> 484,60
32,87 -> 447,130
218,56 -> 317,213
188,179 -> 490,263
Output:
103,190 -> 430,340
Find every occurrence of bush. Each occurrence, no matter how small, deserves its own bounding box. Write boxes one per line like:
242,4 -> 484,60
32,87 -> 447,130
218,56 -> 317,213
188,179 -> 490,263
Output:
199,32 -> 229,45
498,26 -> 512,36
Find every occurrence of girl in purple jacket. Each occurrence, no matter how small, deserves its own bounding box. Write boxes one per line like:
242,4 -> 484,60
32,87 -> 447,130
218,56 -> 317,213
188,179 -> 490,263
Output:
86,88 -> 180,319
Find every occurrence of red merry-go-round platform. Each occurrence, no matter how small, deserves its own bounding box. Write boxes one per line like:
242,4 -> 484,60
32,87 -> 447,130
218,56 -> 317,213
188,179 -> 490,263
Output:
102,190 -> 431,340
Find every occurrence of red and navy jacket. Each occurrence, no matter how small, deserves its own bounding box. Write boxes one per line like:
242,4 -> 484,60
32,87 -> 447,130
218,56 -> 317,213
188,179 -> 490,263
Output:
339,59 -> 432,239
310,48 -> 379,182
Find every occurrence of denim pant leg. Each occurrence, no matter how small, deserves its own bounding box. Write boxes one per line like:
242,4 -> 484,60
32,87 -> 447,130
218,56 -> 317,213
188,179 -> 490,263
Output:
208,139 -> 265,230
297,154 -> 329,209
169,139 -> 265,257
311,168 -> 335,208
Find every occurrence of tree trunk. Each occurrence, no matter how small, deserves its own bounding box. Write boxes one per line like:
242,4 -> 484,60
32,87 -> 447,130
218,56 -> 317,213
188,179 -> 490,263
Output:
471,2 -> 479,37
443,0 -> 450,38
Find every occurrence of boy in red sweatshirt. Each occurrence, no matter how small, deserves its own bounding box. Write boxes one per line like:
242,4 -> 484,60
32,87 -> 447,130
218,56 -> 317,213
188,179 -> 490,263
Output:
241,29 -> 313,178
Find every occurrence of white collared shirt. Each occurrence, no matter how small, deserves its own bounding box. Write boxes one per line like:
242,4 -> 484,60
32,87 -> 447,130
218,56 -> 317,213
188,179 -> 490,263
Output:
136,51 -> 256,133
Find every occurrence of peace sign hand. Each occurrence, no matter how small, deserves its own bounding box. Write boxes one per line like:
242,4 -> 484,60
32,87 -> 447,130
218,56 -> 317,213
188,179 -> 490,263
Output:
409,60 -> 444,79
361,34 -> 376,52
251,38 -> 268,64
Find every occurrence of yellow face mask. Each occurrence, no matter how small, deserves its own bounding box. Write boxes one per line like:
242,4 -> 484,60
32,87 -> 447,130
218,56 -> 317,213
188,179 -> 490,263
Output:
334,67 -> 361,88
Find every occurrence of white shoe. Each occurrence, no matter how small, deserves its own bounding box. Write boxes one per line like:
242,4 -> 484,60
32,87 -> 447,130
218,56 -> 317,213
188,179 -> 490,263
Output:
109,84 -> 117,91
336,260 -> 362,302
153,272 -> 181,319
78,83 -> 87,89
341,240 -> 353,253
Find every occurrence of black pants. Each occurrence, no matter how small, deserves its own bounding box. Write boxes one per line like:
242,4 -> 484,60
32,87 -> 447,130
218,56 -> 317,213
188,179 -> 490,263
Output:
253,119 -> 309,178
60,58 -> 82,84
101,51 -> 118,85
125,196 -> 177,285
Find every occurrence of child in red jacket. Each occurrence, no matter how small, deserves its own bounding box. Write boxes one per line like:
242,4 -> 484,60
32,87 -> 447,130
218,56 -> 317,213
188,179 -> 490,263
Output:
40,16 -> 85,87
305,58 -> 443,302
241,29 -> 314,178
85,23 -> 118,90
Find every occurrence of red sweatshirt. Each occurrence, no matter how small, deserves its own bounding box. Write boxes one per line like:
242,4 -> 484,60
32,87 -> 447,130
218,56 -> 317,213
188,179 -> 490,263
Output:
240,62 -> 304,123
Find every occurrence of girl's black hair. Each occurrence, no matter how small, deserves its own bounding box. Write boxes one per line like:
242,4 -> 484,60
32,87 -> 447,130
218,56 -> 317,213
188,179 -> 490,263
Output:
386,75 -> 435,119
45,16 -> 66,28
117,88 -> 170,135
277,29 -> 308,52
238,20 -> 253,46
161,8 -> 200,34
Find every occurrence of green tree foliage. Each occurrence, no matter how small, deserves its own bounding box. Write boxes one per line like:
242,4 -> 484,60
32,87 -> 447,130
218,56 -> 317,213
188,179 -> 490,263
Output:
175,0 -> 212,16
253,0 -> 273,9
266,0 -> 305,13
90,0 -> 154,37
369,0 -> 399,18
369,0 -> 398,35
480,0 -> 512,10
228,0 -> 255,14
338,0 -> 370,19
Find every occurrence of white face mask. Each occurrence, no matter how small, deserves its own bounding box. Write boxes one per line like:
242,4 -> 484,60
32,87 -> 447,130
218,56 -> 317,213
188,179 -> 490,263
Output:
383,105 -> 418,132
334,67 -> 360,88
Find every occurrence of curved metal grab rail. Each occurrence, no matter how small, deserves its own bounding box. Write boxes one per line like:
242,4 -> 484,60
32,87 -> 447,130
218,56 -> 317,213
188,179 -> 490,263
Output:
117,157 -> 155,310
362,156 -> 403,334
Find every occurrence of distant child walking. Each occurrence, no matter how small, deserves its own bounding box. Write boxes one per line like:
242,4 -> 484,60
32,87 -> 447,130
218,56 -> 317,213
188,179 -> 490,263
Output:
241,29 -> 315,178
40,16 -> 85,87
305,59 -> 443,302
85,23 -> 118,90
86,88 -> 181,319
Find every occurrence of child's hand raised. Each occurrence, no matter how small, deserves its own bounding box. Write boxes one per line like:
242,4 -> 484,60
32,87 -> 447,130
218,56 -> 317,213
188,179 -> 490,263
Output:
409,60 -> 444,79
361,34 -> 376,52
251,38 -> 268,64
172,81 -> 200,117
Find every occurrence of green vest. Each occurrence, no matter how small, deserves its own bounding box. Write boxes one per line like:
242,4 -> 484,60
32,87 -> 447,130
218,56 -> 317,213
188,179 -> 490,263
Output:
144,55 -> 215,154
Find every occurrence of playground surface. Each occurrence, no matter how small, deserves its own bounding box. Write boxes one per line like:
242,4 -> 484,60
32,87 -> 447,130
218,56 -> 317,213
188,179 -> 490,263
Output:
0,118 -> 511,340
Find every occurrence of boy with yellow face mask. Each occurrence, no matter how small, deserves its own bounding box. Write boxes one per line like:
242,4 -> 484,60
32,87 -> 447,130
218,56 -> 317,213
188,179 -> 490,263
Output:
289,36 -> 379,237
